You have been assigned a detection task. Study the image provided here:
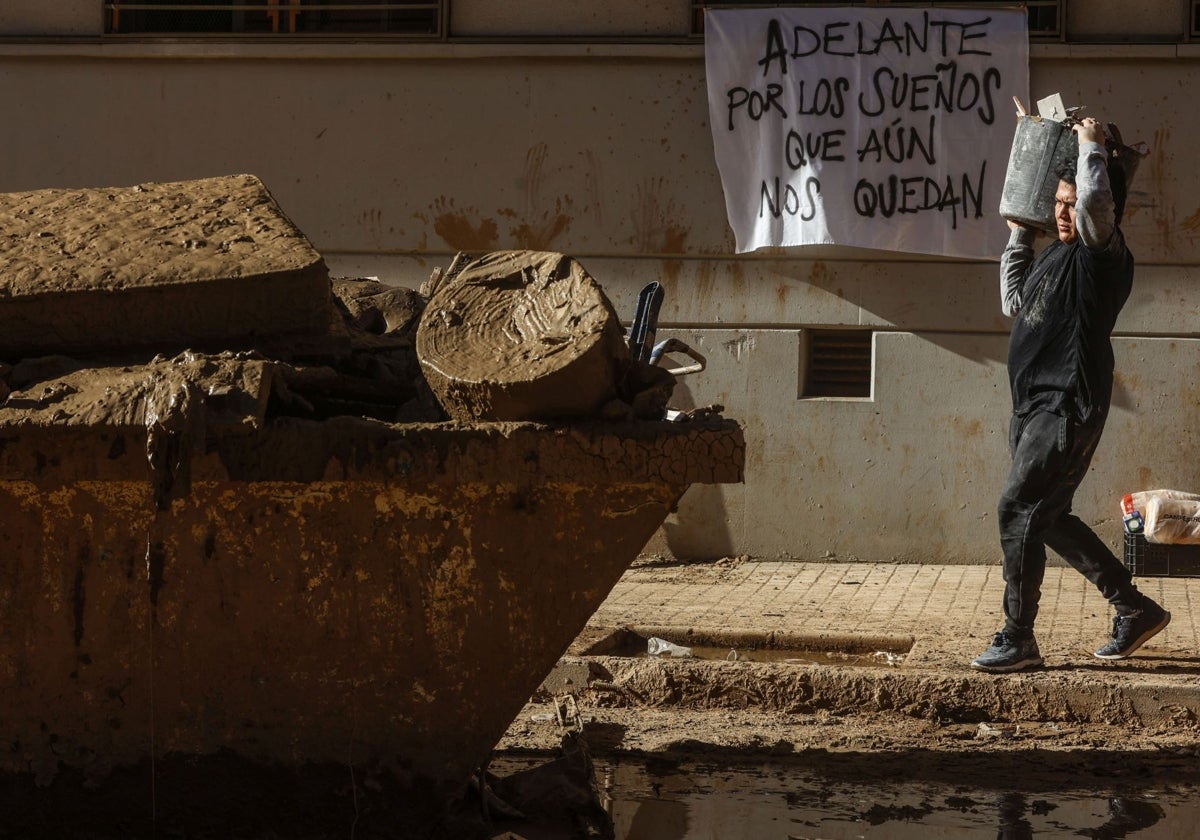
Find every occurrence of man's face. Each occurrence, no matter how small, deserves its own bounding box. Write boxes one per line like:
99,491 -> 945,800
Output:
1054,181 -> 1078,244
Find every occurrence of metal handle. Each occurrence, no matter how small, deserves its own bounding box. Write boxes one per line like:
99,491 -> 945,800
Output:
649,338 -> 706,377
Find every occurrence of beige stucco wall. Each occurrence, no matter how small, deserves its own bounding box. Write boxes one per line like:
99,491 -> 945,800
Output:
0,1 -> 97,36
2,3 -> 1198,563
450,0 -> 692,37
1067,0 -> 1186,41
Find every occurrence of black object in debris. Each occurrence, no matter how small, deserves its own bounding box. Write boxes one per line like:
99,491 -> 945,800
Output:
1123,532 -> 1200,577
628,281 -> 663,363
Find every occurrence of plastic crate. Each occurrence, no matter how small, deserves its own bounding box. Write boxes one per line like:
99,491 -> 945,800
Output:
1123,532 -> 1200,577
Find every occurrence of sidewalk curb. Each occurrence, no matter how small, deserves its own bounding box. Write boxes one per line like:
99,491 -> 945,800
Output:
542,653 -> 1200,728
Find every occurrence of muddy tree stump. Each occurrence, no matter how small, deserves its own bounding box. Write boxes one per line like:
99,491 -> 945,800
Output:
416,251 -> 630,422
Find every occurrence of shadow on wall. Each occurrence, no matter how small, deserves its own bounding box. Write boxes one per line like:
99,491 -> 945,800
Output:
1110,375 -> 1138,414
656,379 -> 737,561
659,486 -> 737,561
765,253 -> 1013,367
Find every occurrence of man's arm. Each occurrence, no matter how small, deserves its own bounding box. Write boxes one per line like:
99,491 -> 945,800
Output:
1073,119 -> 1118,251
1000,222 -> 1036,317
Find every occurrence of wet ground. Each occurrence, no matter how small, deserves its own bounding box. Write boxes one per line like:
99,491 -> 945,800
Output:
491,701 -> 1200,837
7,557 -> 1200,838
8,738 -> 1200,839
490,752 -> 1200,839
486,555 -> 1200,838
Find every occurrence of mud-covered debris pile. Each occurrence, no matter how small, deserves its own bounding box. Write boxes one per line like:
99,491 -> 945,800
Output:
0,174 -> 330,358
0,175 -> 681,429
0,176 -> 747,822
0,174 -> 437,426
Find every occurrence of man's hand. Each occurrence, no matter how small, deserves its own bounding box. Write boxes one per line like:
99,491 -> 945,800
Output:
1006,219 -> 1040,237
1073,116 -> 1106,145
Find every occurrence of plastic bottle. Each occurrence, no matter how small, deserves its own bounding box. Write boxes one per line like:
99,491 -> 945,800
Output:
646,637 -> 693,658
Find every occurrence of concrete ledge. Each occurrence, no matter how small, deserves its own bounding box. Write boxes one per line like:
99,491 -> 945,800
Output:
561,653 -> 1200,728
0,41 -> 1196,62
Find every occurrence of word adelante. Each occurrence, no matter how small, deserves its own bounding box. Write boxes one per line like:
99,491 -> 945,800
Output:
757,12 -> 994,67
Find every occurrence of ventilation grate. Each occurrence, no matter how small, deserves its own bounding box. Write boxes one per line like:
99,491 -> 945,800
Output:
803,329 -> 872,399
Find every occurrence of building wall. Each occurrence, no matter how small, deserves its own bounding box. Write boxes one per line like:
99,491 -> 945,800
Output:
2,3 -> 1199,562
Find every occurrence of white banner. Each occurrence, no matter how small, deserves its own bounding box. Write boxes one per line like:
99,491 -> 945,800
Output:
705,7 -> 1028,259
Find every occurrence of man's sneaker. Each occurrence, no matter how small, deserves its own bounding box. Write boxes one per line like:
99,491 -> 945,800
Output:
971,631 -> 1044,673
1094,599 -> 1171,660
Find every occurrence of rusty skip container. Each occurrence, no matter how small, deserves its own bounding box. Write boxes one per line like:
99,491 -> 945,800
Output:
0,388 -> 744,798
0,176 -> 747,814
999,115 -> 1079,233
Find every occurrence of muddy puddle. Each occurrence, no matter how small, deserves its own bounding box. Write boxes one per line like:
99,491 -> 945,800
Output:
489,754 -> 1200,839
583,629 -> 911,668
628,642 -> 902,668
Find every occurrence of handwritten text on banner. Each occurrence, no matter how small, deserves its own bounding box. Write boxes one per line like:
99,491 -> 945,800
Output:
705,7 -> 1028,258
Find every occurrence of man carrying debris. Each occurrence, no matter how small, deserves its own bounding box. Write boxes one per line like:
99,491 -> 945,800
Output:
972,116 -> 1170,673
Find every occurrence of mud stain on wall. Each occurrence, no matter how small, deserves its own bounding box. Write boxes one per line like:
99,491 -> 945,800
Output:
1150,127 -> 1173,254
632,177 -> 689,262
465,144 -> 578,250
424,198 -> 500,252
358,208 -> 385,243
523,143 -> 549,213
1115,369 -> 1142,395
730,261 -> 745,287
583,149 -> 604,227
721,335 -> 755,362
952,417 -> 983,439
499,144 -> 573,251
772,282 -> 792,309
1180,207 -> 1200,236
504,201 -> 573,251
693,267 -> 715,310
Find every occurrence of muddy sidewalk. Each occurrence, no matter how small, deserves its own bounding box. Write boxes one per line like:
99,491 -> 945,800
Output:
500,557 -> 1200,760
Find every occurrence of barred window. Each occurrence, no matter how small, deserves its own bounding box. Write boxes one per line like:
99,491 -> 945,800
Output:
693,2 -> 1063,42
105,1 -> 443,38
